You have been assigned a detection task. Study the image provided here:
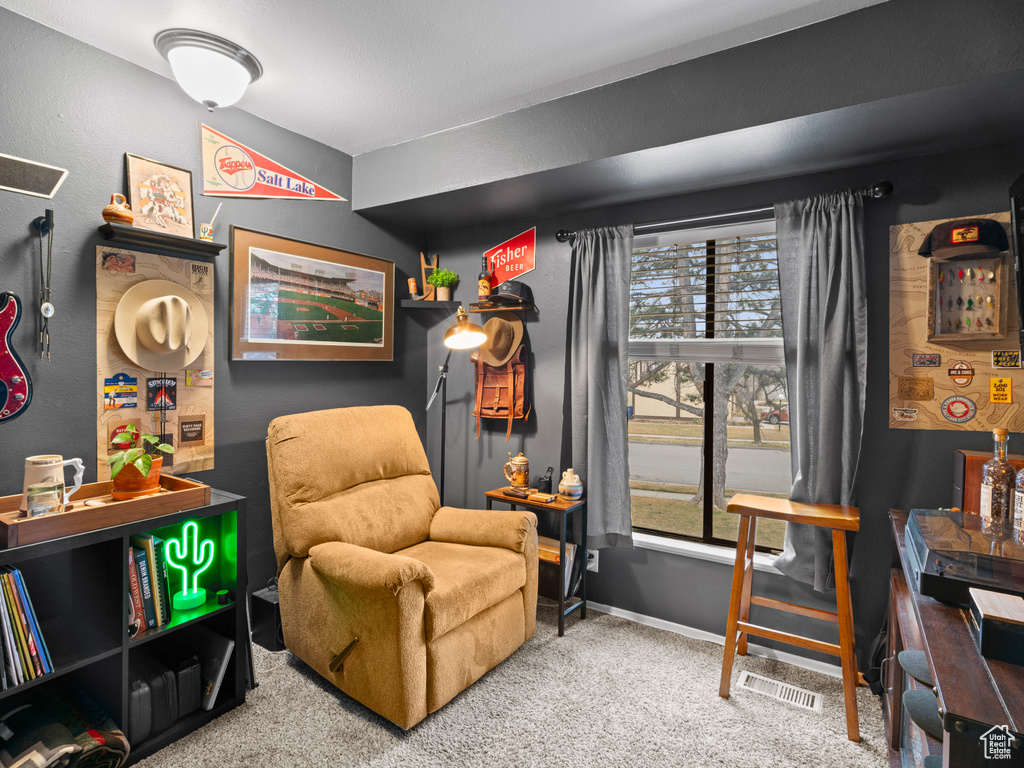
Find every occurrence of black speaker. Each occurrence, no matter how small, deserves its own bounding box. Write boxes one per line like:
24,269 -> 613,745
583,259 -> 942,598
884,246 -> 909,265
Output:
0,153 -> 68,198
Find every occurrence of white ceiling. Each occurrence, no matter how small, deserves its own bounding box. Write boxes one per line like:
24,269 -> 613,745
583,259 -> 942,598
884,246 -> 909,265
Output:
1,0 -> 886,156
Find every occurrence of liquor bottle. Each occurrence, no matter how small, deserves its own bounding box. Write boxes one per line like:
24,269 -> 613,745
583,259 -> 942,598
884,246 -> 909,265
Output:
980,427 -> 1014,526
478,256 -> 492,301
1014,455 -> 1024,536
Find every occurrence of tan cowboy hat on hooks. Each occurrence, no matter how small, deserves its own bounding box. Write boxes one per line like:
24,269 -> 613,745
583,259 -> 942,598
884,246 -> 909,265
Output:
479,311 -> 524,367
114,279 -> 209,371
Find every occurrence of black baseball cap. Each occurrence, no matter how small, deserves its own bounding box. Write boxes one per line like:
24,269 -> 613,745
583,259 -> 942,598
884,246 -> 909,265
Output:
918,218 -> 1008,260
490,280 -> 533,304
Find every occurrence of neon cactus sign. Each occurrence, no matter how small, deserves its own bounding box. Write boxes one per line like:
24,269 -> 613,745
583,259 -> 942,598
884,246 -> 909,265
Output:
165,520 -> 215,610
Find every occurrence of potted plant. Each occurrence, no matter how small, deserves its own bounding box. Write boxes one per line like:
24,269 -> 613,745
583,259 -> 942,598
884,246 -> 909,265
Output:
108,425 -> 174,500
426,268 -> 459,301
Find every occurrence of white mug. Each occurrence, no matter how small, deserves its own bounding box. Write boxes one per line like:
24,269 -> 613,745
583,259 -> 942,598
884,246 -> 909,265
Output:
20,455 -> 85,513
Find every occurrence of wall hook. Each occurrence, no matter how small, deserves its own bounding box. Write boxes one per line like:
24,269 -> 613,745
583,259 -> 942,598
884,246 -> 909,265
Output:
31,209 -> 54,235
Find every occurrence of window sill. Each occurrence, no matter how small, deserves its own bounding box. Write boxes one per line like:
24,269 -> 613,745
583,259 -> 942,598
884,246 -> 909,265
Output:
632,531 -> 781,574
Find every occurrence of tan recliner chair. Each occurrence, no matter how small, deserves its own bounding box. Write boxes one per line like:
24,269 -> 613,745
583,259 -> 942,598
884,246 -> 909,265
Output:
266,405 -> 538,729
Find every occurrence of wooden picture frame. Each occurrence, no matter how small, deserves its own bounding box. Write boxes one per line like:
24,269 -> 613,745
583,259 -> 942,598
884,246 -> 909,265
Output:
926,254 -> 1008,342
1010,170 -> 1024,347
229,226 -> 394,361
125,153 -> 195,239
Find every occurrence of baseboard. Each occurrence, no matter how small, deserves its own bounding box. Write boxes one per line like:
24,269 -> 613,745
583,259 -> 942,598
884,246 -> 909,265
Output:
587,600 -> 843,679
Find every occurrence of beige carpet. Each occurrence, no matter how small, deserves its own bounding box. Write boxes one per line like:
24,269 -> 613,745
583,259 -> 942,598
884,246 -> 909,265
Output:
138,606 -> 887,767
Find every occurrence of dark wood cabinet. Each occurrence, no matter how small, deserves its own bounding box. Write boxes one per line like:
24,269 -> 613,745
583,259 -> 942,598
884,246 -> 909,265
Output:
0,489 -> 247,765
884,510 -> 1024,767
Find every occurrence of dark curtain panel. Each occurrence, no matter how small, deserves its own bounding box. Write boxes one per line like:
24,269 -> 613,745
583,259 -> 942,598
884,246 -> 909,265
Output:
774,192 -> 867,592
567,225 -> 634,550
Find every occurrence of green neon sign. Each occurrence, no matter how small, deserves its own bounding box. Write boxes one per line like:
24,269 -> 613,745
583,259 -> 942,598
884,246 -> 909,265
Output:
165,520 -> 215,610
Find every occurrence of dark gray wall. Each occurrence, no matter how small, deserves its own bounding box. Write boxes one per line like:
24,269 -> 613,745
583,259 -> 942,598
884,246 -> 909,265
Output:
0,9 -> 427,594
356,0 -> 1024,213
426,138 -> 1024,666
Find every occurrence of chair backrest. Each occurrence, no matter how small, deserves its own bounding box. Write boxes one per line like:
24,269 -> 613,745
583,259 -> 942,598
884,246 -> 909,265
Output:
266,405 -> 439,572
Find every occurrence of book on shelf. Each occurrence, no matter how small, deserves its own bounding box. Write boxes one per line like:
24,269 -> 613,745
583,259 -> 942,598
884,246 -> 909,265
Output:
6,570 -> 43,677
0,581 -> 22,688
13,569 -> 52,675
537,536 -> 576,597
131,535 -> 169,626
132,547 -> 157,630
152,536 -> 172,625
0,577 -> 22,686
2,570 -> 34,680
0,568 -> 52,686
190,624 -> 235,711
127,547 -> 146,634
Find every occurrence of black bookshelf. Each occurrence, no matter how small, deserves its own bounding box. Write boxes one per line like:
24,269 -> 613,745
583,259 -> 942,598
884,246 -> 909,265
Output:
0,489 -> 248,765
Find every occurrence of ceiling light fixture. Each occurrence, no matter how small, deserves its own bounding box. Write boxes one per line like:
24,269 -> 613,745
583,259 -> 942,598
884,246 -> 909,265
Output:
154,29 -> 262,111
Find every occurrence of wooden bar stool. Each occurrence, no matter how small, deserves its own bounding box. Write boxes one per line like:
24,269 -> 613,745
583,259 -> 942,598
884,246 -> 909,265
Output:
719,493 -> 861,742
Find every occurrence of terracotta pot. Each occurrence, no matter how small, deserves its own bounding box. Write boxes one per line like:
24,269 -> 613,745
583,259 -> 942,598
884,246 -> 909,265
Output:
102,193 -> 134,225
111,456 -> 163,500
436,286 -> 451,301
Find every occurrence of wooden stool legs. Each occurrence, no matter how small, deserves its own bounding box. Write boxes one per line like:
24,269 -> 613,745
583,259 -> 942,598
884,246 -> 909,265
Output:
832,529 -> 860,743
719,508 -> 860,743
719,515 -> 750,699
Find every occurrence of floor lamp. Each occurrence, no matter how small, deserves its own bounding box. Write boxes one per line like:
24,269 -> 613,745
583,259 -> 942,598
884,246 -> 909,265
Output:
426,307 -> 486,506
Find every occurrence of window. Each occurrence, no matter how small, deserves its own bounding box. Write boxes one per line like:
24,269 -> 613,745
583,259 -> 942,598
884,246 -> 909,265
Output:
627,220 -> 789,551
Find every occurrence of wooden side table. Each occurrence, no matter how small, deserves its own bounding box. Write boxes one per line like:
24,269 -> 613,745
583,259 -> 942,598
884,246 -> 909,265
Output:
485,488 -> 586,636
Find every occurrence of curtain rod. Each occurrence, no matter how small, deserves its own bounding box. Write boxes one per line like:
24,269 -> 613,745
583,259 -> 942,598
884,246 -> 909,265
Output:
554,180 -> 893,242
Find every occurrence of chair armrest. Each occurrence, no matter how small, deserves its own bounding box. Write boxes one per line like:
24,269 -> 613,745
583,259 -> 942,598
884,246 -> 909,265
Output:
308,541 -> 435,599
429,506 -> 538,554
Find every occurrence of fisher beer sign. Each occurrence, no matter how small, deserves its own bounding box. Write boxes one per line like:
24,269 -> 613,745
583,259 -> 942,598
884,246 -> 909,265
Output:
201,125 -> 345,201
484,227 -> 536,286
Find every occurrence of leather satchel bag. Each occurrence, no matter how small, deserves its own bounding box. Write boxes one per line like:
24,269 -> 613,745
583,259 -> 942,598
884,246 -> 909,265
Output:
474,345 -> 530,440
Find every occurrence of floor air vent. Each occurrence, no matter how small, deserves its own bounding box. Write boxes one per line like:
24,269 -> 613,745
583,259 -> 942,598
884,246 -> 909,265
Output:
736,670 -> 823,713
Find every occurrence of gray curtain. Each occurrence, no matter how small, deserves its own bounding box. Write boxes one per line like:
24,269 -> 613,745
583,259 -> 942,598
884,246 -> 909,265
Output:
568,225 -> 634,550
774,191 -> 867,592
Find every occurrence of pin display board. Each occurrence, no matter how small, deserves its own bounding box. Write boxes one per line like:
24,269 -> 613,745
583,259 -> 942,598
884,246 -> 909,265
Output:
889,212 -> 1022,431
95,247 -> 215,477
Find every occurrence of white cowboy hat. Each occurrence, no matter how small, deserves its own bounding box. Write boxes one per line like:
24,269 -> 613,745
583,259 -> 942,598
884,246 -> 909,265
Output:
479,311 -> 524,367
114,279 -> 209,371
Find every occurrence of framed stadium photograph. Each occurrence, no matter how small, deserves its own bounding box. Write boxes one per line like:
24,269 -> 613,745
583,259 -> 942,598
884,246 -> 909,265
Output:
229,226 -> 394,361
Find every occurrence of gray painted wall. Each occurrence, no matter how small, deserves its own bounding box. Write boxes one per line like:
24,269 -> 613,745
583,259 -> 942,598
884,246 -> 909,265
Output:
355,0 -> 1024,212
0,9 -> 428,594
425,138 -> 1024,666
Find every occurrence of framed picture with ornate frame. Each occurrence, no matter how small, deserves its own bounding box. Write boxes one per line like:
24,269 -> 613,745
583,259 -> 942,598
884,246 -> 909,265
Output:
229,226 -> 394,361
125,153 -> 195,239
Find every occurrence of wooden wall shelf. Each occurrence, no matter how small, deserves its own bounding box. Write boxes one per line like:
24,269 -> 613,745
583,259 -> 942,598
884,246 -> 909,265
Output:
400,300 -> 461,310
468,302 -> 532,313
98,223 -> 225,258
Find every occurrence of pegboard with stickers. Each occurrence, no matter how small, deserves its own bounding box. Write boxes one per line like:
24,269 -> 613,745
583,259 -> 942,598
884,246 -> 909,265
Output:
95,246 -> 215,476
889,212 -> 1022,431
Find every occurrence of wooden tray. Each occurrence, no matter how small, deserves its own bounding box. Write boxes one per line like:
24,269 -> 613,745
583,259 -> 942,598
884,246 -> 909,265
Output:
0,476 -> 211,548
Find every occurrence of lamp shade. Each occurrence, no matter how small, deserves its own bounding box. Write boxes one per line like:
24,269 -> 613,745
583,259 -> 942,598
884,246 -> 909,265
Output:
155,29 -> 262,110
444,307 -> 486,350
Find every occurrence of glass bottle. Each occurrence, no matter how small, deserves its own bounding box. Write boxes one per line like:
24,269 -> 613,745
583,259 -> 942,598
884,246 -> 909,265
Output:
478,256 -> 492,301
1014,454 -> 1024,537
980,427 -> 1014,526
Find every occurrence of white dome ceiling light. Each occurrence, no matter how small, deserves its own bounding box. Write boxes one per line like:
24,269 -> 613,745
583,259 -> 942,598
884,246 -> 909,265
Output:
154,29 -> 262,111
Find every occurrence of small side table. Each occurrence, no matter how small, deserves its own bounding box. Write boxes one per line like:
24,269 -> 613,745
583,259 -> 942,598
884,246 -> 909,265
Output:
485,488 -> 586,636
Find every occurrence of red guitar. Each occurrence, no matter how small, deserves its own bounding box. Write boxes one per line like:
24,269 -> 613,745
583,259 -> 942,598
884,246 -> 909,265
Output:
0,292 -> 32,423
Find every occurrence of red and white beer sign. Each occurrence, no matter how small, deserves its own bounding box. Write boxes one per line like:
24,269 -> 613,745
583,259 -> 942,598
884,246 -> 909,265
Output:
484,227 -> 536,286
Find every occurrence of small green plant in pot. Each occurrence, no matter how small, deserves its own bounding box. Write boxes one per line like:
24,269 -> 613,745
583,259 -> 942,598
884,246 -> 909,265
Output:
108,425 -> 174,500
426,268 -> 459,301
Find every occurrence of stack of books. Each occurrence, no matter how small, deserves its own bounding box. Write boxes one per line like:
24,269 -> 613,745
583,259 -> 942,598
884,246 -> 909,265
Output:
537,536 -> 576,598
128,534 -> 173,636
0,566 -> 53,689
